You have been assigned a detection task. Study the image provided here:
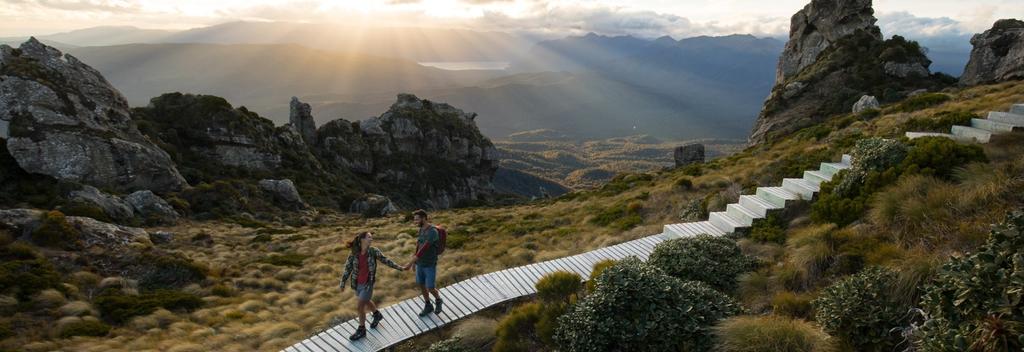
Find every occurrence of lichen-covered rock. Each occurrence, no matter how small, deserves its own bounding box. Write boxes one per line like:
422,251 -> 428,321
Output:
149,231 -> 174,245
674,144 -> 705,167
960,19 -> 1024,86
0,38 -> 186,192
852,95 -> 880,113
0,208 -> 150,249
749,0 -> 946,145
774,0 -> 880,84
68,186 -> 135,221
124,190 -> 179,225
259,179 -> 308,210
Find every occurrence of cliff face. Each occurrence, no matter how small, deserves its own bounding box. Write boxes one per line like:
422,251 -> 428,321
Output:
749,0 -> 950,145
0,39 -> 498,211
961,19 -> 1024,86
0,38 -> 187,193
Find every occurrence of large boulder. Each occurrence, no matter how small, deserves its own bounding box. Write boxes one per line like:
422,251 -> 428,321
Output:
852,95 -> 880,113
259,179 -> 308,210
124,190 -> 179,225
0,38 -> 187,192
674,144 -> 705,167
960,19 -> 1024,86
349,194 -> 398,217
0,208 -> 150,249
68,186 -> 135,221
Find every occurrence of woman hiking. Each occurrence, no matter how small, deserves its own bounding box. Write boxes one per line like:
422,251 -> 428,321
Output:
339,231 -> 405,341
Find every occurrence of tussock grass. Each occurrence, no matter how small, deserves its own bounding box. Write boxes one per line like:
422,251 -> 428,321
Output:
713,315 -> 836,352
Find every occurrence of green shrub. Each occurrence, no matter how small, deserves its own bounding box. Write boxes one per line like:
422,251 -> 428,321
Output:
164,196 -> 191,215
648,235 -> 757,292
31,210 -> 80,249
0,256 -> 63,301
586,260 -> 616,293
95,290 -> 203,324
750,214 -> 787,243
675,177 -> 694,190
0,320 -> 11,340
713,315 -> 836,352
902,110 -> 976,132
814,267 -> 907,351
900,136 -> 987,179
590,201 -> 644,230
260,253 -> 309,267
210,284 -> 236,297
555,257 -> 742,352
535,271 -> 582,304
893,93 -> 951,112
58,319 -> 111,338
917,212 -> 1024,352
494,303 -> 543,352
771,291 -> 815,319
135,253 -> 208,290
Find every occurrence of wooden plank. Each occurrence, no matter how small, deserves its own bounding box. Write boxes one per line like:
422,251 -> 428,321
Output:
317,328 -> 352,352
479,274 -> 510,301
377,307 -> 407,343
565,255 -> 591,277
493,269 -> 527,297
361,314 -> 392,347
382,304 -> 416,338
396,300 -> 431,333
501,268 -> 533,296
466,276 -> 500,306
437,287 -> 469,318
550,258 -> 581,276
450,281 -> 485,311
545,259 -> 573,276
306,335 -> 336,352
506,267 -> 535,294
297,340 -> 326,352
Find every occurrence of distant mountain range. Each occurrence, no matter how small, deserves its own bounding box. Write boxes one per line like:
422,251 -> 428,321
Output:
2,22 -> 972,141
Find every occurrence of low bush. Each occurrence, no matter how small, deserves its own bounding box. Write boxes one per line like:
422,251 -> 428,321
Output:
58,319 -> 110,338
249,234 -> 273,244
713,315 -> 835,352
0,320 -> 11,340
555,257 -> 742,351
590,201 -> 643,231
426,336 -> 470,352
750,214 -> 787,244
900,136 -> 986,179
674,177 -> 694,190
648,235 -> 757,292
902,110 -> 975,132
260,253 -> 309,267
892,93 -> 951,112
586,259 -> 615,293
494,303 -> 547,352
814,267 -> 908,351
95,290 -> 203,324
135,253 -> 208,290
31,210 -> 80,249
917,212 -> 1024,351
771,291 -> 815,319
535,271 -> 582,304
60,203 -> 112,223
0,256 -> 63,301
210,284 -> 236,297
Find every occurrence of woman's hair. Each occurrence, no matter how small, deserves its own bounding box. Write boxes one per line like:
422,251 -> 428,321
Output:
346,231 -> 372,253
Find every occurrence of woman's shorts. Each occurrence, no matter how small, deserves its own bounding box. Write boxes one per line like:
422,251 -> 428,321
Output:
355,284 -> 373,302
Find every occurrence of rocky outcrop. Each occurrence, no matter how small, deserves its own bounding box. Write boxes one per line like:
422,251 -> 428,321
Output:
68,186 -> 135,222
0,38 -> 187,192
349,194 -> 398,217
0,208 -> 151,250
318,94 -> 499,209
749,0 -> 947,145
674,144 -> 705,167
125,190 -> 179,225
259,179 -> 308,210
852,95 -> 880,113
289,97 -> 317,145
960,19 -> 1024,86
775,0 -> 880,84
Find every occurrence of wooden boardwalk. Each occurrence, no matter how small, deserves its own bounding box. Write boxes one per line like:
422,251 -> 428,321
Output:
284,154 -> 854,352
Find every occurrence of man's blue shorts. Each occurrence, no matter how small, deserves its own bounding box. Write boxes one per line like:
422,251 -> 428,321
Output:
415,265 -> 437,289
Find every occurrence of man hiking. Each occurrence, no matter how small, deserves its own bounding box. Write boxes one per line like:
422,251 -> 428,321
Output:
404,209 -> 444,316
339,231 -> 405,341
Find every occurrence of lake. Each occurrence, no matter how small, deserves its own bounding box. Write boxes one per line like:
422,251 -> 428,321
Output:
418,61 -> 509,71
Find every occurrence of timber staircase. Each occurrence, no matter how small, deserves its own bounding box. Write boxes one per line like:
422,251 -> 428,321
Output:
906,103 -> 1024,143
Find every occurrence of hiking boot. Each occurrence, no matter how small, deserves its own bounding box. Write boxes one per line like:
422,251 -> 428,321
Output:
370,310 -> 384,329
435,298 -> 444,315
349,326 -> 366,341
418,301 -> 434,317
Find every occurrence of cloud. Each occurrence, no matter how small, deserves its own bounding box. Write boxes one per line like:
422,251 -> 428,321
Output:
13,0 -> 143,13
877,11 -> 974,51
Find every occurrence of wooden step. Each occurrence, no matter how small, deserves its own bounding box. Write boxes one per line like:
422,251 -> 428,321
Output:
971,118 -> 1018,133
756,186 -> 800,208
951,125 -> 992,143
726,203 -> 761,226
819,162 -> 850,177
1010,104 -> 1024,115
782,178 -> 818,198
709,211 -> 745,233
803,170 -> 832,185
739,195 -> 779,217
987,111 -> 1024,126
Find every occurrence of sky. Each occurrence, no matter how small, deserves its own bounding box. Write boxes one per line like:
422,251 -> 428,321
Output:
2,0 -> 1022,47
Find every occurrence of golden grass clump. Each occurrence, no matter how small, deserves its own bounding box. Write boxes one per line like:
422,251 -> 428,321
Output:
713,315 -> 836,352
58,301 -> 97,317
453,317 -> 498,349
32,289 -> 66,309
786,224 -> 838,285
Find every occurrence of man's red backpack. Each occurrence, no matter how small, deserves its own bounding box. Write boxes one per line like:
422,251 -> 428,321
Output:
435,224 -> 448,255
